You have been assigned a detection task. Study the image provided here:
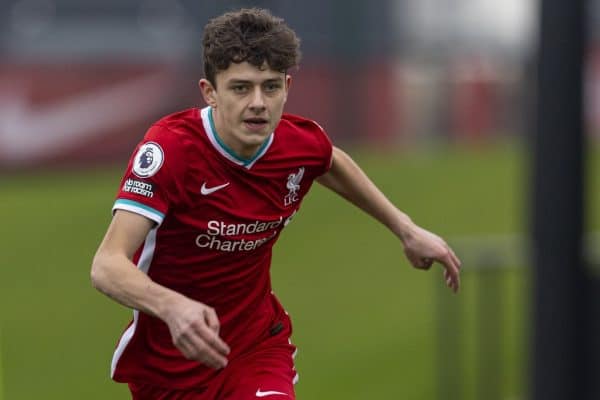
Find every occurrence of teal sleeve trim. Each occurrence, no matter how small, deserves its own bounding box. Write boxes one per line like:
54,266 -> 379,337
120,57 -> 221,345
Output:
113,199 -> 165,220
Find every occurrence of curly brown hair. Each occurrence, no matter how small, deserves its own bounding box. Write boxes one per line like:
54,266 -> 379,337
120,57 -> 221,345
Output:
202,8 -> 301,86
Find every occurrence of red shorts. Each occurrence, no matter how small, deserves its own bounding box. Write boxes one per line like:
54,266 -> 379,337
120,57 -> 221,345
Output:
128,323 -> 297,400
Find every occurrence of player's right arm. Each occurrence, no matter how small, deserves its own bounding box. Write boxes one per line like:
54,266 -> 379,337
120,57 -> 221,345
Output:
91,209 -> 230,369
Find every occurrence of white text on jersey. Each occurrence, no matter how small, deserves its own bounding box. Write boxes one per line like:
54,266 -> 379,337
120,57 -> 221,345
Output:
207,217 -> 282,236
195,213 -> 297,252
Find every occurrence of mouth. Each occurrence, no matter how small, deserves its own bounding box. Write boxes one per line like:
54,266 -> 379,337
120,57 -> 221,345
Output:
243,117 -> 269,132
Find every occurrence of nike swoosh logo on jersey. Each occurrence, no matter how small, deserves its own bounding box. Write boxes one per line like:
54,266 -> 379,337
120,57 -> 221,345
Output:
200,182 -> 230,195
255,389 -> 289,397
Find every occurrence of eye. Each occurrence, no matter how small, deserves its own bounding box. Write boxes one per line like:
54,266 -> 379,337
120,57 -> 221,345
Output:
264,82 -> 282,93
231,85 -> 249,94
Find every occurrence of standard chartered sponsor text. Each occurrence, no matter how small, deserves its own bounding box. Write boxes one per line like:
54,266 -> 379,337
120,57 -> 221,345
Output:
196,217 -> 283,252
195,232 -> 277,252
207,217 -> 283,236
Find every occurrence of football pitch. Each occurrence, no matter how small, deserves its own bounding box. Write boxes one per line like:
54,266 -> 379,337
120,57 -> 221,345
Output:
0,140 -> 597,399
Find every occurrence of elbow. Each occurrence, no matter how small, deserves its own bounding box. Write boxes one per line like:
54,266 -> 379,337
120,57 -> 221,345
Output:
90,252 -> 109,292
90,258 -> 102,291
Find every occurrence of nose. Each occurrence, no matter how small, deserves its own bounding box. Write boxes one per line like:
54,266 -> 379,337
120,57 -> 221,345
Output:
248,87 -> 266,112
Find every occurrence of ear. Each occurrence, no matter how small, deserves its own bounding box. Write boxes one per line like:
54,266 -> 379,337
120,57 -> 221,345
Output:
283,75 -> 292,102
199,79 -> 217,108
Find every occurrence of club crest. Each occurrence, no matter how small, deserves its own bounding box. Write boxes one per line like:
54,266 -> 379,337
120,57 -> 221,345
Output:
284,167 -> 304,206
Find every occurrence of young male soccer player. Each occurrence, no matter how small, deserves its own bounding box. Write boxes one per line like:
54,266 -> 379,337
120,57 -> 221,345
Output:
91,8 -> 461,400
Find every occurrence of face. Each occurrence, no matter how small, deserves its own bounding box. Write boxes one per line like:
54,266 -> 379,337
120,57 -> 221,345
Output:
199,62 -> 291,159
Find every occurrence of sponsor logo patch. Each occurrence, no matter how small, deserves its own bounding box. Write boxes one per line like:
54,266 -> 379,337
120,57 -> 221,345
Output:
133,142 -> 164,178
122,179 -> 154,198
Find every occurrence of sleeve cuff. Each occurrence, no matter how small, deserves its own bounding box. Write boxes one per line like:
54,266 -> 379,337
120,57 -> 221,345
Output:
112,199 -> 165,225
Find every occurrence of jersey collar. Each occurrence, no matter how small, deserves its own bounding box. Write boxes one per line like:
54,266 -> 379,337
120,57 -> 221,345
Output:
200,106 -> 274,169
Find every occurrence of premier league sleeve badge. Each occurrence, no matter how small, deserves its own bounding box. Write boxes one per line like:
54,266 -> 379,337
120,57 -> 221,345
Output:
132,142 -> 164,178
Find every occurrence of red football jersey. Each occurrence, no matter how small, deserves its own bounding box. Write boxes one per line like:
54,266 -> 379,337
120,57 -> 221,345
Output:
110,106 -> 332,389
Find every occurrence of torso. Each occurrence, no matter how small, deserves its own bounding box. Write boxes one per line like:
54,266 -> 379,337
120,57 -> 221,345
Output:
110,106 -> 332,388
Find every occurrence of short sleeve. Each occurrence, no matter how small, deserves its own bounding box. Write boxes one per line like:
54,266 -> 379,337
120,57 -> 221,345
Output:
113,124 -> 185,225
312,121 -> 334,176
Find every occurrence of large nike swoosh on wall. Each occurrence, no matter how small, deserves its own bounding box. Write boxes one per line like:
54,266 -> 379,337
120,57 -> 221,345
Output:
0,72 -> 171,165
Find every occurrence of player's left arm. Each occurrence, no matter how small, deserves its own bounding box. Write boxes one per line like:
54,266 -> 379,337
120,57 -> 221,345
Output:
316,146 -> 461,293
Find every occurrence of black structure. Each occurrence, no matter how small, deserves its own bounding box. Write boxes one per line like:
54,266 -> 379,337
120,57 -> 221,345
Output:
532,0 -> 594,399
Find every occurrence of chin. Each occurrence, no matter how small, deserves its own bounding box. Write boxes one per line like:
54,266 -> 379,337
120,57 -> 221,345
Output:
242,131 -> 270,143
246,136 -> 269,147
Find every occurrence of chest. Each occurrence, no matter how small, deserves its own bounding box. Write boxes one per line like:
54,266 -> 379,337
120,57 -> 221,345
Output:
173,154 -> 311,237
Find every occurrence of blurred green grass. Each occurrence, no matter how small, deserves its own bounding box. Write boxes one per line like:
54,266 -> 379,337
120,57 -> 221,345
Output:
3,139 -> 595,399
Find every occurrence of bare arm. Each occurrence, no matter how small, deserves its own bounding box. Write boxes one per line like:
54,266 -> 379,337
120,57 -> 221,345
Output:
91,210 -> 230,368
317,146 -> 461,292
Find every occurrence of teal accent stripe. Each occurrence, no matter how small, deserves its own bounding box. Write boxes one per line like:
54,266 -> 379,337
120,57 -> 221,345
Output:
208,107 -> 271,167
114,199 -> 165,219
250,132 -> 272,164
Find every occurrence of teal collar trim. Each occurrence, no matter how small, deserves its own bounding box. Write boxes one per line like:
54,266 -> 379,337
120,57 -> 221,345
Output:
208,107 -> 273,167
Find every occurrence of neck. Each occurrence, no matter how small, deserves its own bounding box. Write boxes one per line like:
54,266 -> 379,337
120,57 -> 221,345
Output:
210,108 -> 263,161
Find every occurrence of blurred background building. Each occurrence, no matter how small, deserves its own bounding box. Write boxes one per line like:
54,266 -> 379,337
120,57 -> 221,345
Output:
1,0 -> 582,168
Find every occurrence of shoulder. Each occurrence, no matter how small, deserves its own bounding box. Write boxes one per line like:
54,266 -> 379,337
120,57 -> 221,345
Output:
148,108 -> 202,140
276,113 -> 333,174
133,108 -> 203,175
277,113 -> 331,147
281,112 -> 331,140
139,108 -> 204,152
279,113 -> 327,135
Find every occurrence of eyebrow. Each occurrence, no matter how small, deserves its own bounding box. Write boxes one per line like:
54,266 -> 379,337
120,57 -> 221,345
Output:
227,77 -> 284,85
